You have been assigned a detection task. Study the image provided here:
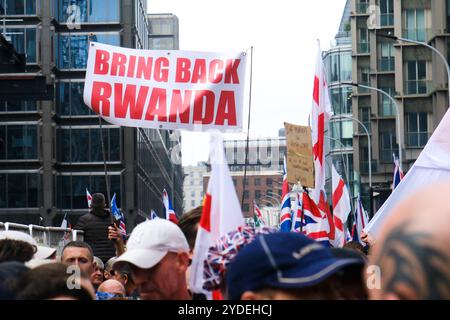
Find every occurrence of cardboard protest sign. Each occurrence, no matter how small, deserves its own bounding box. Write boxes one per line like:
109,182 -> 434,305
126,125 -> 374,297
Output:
83,42 -> 247,132
284,122 -> 315,188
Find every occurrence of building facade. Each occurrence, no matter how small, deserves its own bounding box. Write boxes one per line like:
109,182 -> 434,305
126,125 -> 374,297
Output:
204,135 -> 286,218
324,0 -> 356,205
147,13 -> 179,50
350,0 -> 449,213
0,0 -> 182,228
183,163 -> 207,212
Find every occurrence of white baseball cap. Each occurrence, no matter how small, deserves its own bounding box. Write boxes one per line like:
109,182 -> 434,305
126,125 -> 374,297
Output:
0,230 -> 56,260
113,219 -> 189,270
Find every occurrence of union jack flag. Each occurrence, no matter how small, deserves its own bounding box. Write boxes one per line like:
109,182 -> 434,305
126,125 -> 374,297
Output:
279,156 -> 292,232
163,189 -> 178,224
392,154 -> 404,191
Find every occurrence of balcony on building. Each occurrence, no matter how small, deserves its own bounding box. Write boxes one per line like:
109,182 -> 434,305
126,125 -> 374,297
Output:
378,57 -> 395,72
402,28 -> 432,42
380,13 -> 394,27
403,80 -> 434,96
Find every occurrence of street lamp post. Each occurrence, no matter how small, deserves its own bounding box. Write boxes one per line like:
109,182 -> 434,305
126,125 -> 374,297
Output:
325,135 -> 351,186
381,33 -> 450,109
329,101 -> 374,217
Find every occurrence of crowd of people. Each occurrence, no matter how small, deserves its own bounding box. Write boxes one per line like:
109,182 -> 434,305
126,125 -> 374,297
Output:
1,180 -> 450,300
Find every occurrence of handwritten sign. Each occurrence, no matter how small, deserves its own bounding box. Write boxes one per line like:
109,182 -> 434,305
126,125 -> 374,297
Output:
284,122 -> 314,188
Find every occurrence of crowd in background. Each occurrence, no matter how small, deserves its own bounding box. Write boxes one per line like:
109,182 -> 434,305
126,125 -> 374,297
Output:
1,180 -> 450,300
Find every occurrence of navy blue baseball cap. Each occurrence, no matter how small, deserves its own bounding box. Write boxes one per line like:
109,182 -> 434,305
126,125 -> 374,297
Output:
226,232 -> 364,300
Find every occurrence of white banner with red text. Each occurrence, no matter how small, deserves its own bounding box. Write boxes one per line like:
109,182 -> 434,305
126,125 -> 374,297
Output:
83,42 -> 248,132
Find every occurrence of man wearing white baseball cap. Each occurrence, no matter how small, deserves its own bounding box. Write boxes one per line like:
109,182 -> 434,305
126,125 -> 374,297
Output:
0,231 -> 56,262
113,219 -> 203,300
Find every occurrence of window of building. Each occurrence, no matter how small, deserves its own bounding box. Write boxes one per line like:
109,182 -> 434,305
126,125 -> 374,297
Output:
378,42 -> 395,71
191,191 -> 195,198
0,172 -> 39,208
358,28 -> 369,53
56,0 -> 120,24
191,200 -> 195,207
379,87 -> 396,116
254,178 -> 261,186
4,27 -> 36,63
56,174 -> 120,209
0,100 -> 37,112
404,9 -> 426,41
405,60 -> 427,95
243,203 -> 250,212
266,178 -> 273,186
0,0 -> 36,15
380,0 -> 394,26
57,127 -> 120,163
150,37 -> 175,50
56,33 -> 120,70
330,87 -> 352,115
0,124 -> 38,160
379,131 -> 398,162
255,190 -> 261,200
244,190 -> 249,199
407,112 -> 428,147
57,82 -> 94,116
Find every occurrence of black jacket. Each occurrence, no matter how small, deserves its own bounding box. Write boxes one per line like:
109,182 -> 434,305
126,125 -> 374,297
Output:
75,208 -> 116,264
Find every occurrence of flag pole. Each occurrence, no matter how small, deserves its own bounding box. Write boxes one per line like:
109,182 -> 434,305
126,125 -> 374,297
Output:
89,34 -> 113,224
241,46 -> 254,209
300,187 -> 307,234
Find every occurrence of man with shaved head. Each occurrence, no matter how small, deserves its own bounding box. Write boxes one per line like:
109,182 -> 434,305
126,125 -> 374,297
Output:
367,180 -> 450,300
96,280 -> 126,300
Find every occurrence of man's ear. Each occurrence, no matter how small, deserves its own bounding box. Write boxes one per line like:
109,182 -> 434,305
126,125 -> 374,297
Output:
176,252 -> 190,273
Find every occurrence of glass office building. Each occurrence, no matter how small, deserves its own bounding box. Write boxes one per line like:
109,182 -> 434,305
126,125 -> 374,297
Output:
0,1 -> 182,227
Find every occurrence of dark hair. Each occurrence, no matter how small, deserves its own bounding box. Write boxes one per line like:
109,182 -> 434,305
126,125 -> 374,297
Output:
0,239 -> 36,263
15,263 -> 94,300
61,241 -> 94,261
178,206 -> 203,250
343,241 -> 366,254
91,193 -> 105,208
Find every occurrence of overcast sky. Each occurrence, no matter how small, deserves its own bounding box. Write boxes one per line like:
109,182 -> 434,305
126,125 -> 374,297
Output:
147,0 -> 347,166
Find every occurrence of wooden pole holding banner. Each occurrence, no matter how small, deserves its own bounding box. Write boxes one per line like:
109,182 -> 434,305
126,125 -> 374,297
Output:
241,46 -> 254,209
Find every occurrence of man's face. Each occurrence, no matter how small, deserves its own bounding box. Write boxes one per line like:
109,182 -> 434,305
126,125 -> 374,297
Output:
131,253 -> 187,300
62,247 -> 95,276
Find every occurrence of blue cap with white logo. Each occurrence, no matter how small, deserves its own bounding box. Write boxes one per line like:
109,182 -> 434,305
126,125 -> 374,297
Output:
226,232 -> 363,300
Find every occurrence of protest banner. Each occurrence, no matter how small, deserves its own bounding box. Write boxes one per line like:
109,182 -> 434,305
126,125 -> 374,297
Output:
83,42 -> 247,132
284,122 -> 315,188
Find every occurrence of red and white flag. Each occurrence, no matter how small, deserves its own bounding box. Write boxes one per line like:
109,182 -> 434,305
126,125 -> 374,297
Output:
331,165 -> 352,247
86,188 -> 92,208
189,134 -> 245,296
311,44 -> 333,203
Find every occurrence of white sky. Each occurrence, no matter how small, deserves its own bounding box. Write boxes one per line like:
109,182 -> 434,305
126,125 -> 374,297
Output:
147,0 -> 347,166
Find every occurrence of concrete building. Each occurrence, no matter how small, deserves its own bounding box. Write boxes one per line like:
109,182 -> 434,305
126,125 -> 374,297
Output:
183,163 -> 207,212
350,0 -> 449,213
147,13 -> 179,50
204,135 -> 286,218
0,1 -> 182,227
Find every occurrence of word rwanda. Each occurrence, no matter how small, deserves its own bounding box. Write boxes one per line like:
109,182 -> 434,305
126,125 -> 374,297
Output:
84,42 -> 247,132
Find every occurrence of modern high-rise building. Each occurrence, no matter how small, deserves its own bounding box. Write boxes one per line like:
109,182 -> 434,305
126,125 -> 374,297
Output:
324,0 -> 356,204
0,1 -> 182,228
350,0 -> 449,213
